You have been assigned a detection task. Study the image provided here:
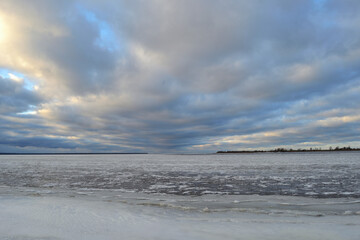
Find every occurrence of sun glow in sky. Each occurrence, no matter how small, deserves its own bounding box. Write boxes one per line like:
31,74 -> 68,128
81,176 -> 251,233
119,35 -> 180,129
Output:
1,0 -> 360,153
0,17 -> 5,43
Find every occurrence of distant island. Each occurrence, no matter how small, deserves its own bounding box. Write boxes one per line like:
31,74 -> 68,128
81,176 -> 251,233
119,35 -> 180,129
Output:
217,146 -> 360,154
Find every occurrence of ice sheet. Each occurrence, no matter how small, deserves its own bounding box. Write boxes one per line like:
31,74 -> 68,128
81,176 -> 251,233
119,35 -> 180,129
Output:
1,152 -> 359,197
0,153 -> 360,239
1,193 -> 360,240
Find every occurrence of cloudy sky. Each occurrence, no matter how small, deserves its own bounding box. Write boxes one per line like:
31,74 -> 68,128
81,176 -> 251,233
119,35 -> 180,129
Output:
0,0 -> 360,153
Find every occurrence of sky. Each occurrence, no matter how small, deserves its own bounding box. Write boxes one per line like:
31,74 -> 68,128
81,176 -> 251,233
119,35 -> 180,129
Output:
0,0 -> 360,153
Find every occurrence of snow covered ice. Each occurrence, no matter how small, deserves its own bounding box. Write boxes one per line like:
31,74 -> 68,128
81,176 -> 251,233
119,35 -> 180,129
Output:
0,153 -> 360,239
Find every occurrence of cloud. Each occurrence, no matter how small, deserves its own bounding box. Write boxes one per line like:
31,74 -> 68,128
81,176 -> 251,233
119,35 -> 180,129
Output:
0,0 -> 360,152
0,75 -> 42,115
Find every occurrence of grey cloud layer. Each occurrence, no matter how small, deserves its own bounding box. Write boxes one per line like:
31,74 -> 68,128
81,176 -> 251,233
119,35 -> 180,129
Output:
0,77 -> 42,114
1,0 -> 360,152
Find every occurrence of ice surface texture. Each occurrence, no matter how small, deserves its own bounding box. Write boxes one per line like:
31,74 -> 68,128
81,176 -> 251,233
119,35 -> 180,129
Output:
0,152 -> 359,198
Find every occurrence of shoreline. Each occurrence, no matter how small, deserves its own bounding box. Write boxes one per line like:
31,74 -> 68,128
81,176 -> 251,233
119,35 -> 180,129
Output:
217,147 -> 360,154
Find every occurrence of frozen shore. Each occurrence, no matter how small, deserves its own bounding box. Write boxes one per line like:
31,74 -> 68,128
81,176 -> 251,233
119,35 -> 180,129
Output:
1,190 -> 360,240
1,153 -> 359,239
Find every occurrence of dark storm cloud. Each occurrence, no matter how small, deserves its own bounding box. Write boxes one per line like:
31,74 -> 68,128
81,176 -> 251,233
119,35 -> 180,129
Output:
1,0 -> 360,152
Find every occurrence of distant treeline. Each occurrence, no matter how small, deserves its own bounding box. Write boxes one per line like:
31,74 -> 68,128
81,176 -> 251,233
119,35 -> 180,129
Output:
217,146 -> 360,154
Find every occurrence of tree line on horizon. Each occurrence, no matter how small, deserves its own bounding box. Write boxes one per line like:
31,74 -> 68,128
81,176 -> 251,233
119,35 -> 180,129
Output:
217,146 -> 360,153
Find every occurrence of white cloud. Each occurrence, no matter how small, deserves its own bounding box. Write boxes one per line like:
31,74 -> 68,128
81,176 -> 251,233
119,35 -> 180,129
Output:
0,0 -> 360,152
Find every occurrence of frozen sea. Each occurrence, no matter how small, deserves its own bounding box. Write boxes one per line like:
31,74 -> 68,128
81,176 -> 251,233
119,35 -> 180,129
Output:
0,152 -> 360,239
